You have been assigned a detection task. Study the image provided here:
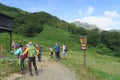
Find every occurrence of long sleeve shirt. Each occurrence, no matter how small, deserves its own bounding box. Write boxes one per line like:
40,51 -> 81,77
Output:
55,45 -> 60,53
14,47 -> 23,55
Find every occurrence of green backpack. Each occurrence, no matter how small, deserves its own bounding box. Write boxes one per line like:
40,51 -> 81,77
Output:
28,45 -> 36,57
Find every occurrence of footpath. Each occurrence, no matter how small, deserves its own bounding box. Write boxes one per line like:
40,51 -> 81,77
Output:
2,56 -> 77,80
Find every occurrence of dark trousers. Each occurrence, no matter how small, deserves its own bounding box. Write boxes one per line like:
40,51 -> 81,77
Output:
50,52 -> 53,58
20,58 -> 25,71
55,51 -> 60,61
37,54 -> 41,61
28,57 -> 38,73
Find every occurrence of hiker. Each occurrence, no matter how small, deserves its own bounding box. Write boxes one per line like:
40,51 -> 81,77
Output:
16,44 -> 20,58
12,44 -> 25,74
54,43 -> 60,61
36,44 -> 41,62
21,46 -> 28,60
49,47 -> 54,58
62,43 -> 68,58
25,42 -> 38,76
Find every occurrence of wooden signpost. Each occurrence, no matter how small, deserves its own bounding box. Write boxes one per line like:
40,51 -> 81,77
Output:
80,36 -> 87,67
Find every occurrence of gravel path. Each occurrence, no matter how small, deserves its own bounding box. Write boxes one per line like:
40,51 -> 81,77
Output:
3,56 -> 76,80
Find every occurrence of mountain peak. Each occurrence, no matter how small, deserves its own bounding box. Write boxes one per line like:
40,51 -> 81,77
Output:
72,20 -> 101,30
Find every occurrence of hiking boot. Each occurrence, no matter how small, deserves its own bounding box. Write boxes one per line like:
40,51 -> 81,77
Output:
21,71 -> 24,74
36,71 -> 39,76
30,72 -> 33,76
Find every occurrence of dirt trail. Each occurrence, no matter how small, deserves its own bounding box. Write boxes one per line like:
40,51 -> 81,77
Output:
2,56 -> 77,80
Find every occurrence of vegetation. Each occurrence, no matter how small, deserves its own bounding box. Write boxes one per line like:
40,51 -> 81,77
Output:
0,3 -> 120,80
1,3 -> 120,56
0,25 -> 120,80
60,50 -> 120,80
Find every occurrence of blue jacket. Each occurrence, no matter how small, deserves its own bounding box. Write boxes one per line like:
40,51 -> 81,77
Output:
55,45 -> 60,53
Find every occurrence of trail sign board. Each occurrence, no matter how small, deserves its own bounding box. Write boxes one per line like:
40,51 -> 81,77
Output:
80,36 -> 87,50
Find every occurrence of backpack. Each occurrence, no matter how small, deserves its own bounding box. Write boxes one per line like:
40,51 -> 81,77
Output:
64,45 -> 68,51
21,47 -> 28,59
36,46 -> 40,52
28,46 -> 36,57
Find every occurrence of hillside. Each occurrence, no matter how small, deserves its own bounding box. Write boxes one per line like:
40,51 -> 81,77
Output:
0,3 -> 29,18
0,3 -> 70,37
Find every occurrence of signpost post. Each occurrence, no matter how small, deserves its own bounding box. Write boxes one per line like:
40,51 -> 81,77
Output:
80,36 -> 87,67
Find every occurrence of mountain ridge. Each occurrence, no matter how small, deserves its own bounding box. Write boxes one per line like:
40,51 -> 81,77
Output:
72,20 -> 101,30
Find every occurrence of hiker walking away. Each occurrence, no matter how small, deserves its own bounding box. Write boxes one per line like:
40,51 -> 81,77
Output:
12,44 -> 25,74
62,43 -> 68,59
36,44 -> 41,62
49,47 -> 54,58
54,43 -> 60,61
26,42 -> 39,76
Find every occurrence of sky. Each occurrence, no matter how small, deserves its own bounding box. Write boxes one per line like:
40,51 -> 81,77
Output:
0,0 -> 120,30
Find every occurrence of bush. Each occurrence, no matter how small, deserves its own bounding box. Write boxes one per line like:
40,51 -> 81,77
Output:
96,46 -> 113,56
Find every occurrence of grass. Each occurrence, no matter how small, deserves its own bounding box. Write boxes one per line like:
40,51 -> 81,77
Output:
21,25 -> 80,51
60,49 -> 120,80
0,25 -> 120,80
0,32 -> 28,79
0,59 -> 19,79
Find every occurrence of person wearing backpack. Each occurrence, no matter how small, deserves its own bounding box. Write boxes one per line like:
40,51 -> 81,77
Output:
12,44 -> 25,74
27,42 -> 38,76
54,43 -> 60,61
62,43 -> 68,59
21,46 -> 28,59
36,44 -> 41,62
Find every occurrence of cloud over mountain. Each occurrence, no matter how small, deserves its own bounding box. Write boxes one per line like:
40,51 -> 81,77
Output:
76,9 -> 120,30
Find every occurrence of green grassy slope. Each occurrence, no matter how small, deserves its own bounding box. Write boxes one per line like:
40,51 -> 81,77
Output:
24,25 -> 80,51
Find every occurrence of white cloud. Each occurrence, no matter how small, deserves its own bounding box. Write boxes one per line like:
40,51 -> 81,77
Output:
104,10 -> 120,18
75,16 -> 119,30
76,10 -> 120,30
78,6 -> 94,16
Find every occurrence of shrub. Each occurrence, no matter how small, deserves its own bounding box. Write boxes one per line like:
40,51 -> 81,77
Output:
96,46 -> 113,56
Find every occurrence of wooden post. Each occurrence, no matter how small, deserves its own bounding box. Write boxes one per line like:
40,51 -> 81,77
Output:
9,32 -> 12,52
84,49 -> 86,67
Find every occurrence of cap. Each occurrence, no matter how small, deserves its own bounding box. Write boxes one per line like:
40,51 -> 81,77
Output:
28,41 -> 32,44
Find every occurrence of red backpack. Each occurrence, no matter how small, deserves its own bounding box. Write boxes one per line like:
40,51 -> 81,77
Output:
21,47 -> 28,59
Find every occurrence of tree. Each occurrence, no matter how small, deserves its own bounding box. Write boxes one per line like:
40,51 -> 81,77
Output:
87,28 -> 101,47
101,30 -> 120,56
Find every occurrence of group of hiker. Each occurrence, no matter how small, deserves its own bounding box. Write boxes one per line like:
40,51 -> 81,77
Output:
11,42 -> 68,76
50,43 -> 68,61
11,42 -> 41,76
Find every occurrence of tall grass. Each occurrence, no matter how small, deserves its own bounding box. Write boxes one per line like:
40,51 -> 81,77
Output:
60,49 -> 120,80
